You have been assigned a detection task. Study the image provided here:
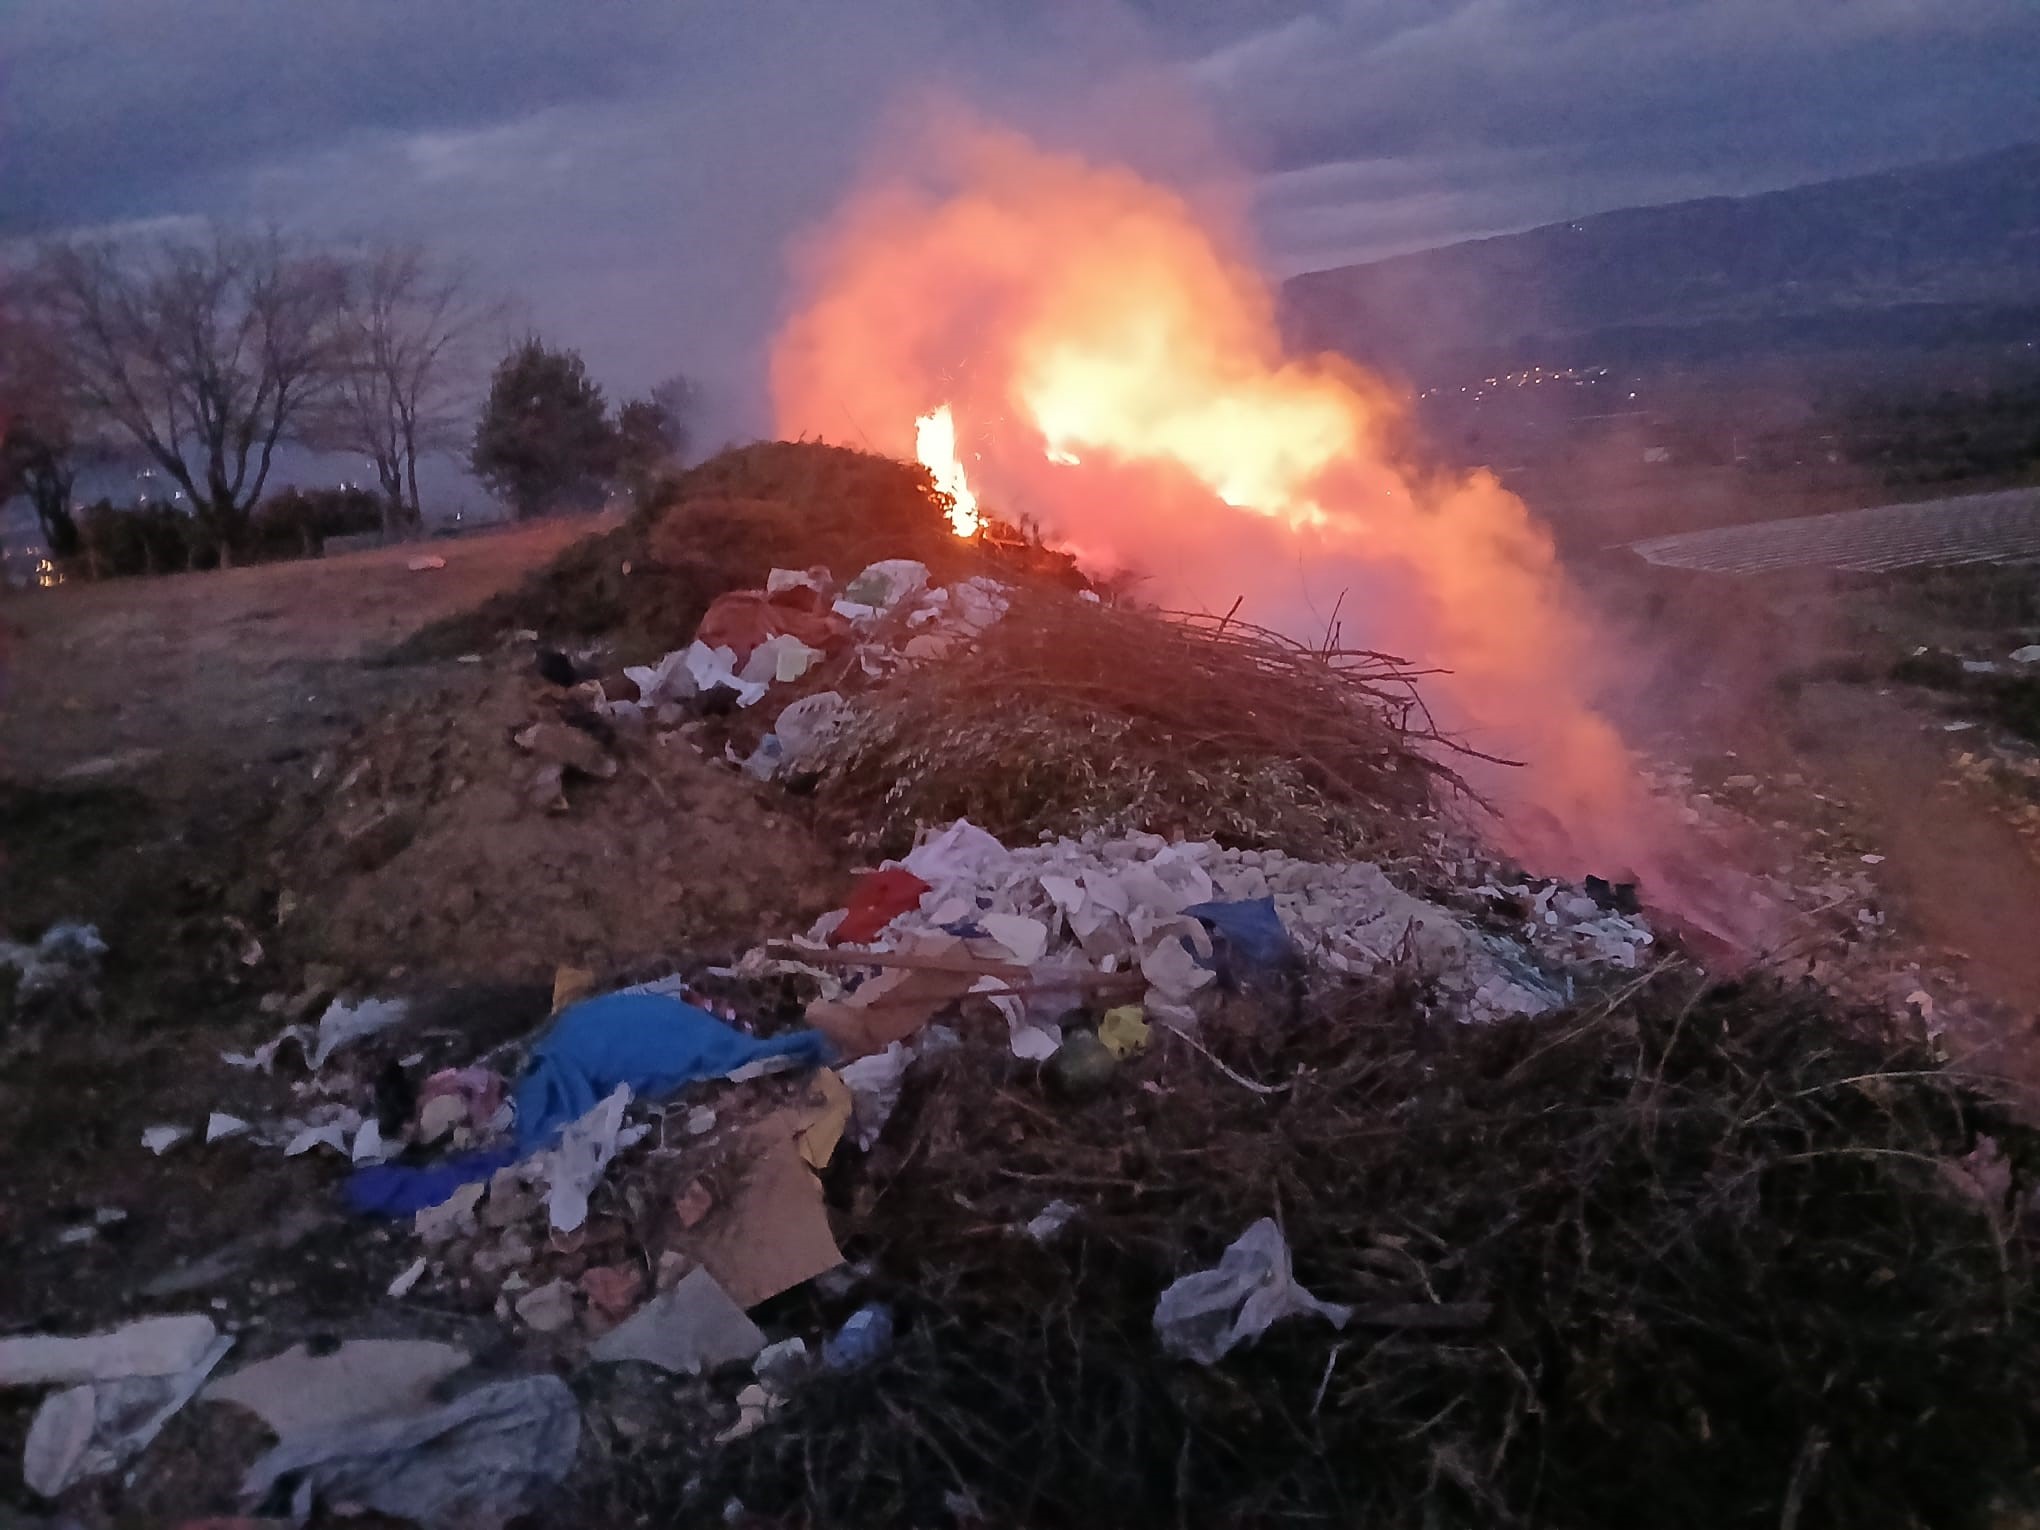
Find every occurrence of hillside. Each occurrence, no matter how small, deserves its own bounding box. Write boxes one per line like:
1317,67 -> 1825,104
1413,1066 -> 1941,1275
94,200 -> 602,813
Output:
1283,141 -> 2040,381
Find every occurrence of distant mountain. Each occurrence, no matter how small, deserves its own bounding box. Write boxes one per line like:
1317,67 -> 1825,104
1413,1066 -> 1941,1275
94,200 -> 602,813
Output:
1282,143 -> 2040,382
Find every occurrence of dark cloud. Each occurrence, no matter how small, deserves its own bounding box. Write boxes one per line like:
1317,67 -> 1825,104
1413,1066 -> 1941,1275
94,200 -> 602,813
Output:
1190,0 -> 2040,266
4,0 -> 2035,450
0,2 -> 706,230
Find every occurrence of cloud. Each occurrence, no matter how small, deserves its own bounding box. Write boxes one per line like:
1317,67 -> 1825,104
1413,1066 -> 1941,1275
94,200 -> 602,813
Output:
1188,0 -> 2040,265
5,0 -> 2037,450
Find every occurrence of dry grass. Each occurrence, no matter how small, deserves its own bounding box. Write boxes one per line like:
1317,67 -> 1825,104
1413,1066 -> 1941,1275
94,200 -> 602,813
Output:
676,971 -> 2040,1529
821,587 -> 1476,860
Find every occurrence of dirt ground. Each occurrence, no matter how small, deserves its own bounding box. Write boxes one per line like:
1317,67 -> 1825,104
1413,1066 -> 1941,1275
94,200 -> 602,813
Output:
1586,552 -> 2040,1080
0,517 -> 861,1524
2,518 -> 601,786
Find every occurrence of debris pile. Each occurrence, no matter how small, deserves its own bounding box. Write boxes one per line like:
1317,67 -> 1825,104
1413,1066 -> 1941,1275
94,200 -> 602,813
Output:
752,819 -> 1654,1064
19,449 -> 2040,1527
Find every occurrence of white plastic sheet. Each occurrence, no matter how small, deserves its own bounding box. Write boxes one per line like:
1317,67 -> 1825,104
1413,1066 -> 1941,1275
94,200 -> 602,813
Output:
239,1374 -> 579,1530
1153,1218 -> 1351,1364
540,1085 -> 635,1232
310,996 -> 411,1069
6,1316 -> 232,1497
588,1269 -> 764,1374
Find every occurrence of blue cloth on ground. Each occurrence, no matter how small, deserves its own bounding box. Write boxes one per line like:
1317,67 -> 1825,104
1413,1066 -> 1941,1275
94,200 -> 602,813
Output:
1182,897 -> 1296,975
344,993 -> 831,1217
345,1146 -> 518,1217
511,991 -> 832,1154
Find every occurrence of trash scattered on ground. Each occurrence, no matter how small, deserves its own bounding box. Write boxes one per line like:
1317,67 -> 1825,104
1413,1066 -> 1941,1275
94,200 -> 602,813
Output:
753,821 -> 1638,1061
1153,1219 -> 1352,1364
39,501 -> 2039,1526
3,1315 -> 233,1497
203,1340 -> 471,1439
407,555 -> 448,573
141,1125 -> 189,1156
239,1374 -> 578,1530
1,921 -> 107,1011
587,1269 -> 765,1374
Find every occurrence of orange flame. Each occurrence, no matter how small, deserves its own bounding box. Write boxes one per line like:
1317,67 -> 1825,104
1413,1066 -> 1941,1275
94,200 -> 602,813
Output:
773,116 -> 1677,880
914,404 -> 981,537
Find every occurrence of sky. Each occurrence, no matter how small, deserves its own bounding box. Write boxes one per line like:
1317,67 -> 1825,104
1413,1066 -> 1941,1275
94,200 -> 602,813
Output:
4,0 -> 2038,460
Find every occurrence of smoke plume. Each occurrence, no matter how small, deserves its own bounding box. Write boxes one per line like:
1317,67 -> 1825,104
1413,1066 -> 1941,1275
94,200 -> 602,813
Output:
772,114 -> 1675,881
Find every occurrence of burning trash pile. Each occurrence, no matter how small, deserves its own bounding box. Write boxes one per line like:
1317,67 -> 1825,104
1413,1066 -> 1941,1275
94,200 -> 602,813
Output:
15,488 -> 2040,1529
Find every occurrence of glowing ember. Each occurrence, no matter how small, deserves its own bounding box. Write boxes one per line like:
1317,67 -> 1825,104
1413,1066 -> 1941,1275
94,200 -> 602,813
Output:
914,404 -> 981,537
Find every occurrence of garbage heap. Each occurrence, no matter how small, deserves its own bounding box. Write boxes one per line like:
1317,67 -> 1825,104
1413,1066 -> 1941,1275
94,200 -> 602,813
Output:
13,541 -> 2040,1530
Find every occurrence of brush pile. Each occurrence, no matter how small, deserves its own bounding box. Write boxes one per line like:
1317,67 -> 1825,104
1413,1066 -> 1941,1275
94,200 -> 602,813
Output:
820,589 -> 1470,860
685,969 -> 2040,1530
396,442 -> 985,661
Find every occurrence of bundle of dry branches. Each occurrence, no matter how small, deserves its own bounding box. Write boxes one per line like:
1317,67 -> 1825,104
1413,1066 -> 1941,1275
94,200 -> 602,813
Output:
821,588 -> 1481,859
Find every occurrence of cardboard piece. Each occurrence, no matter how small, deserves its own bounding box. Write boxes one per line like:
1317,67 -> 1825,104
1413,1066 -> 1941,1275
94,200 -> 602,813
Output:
692,1115 -> 843,1308
805,934 -> 1011,1059
797,1070 -> 853,1170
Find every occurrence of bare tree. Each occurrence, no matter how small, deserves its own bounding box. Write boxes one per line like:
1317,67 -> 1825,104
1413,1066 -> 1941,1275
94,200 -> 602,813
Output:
0,299 -> 81,558
323,243 -> 503,537
28,228 -> 347,562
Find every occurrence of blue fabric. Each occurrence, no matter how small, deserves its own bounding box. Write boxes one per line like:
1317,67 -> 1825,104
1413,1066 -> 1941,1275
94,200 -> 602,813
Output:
344,993 -> 830,1218
1183,897 -> 1296,973
344,1146 -> 518,1217
511,992 -> 832,1154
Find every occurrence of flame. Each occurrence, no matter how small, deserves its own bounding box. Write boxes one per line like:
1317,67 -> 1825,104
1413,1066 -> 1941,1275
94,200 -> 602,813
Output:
914,403 -> 981,537
773,116 -> 1681,879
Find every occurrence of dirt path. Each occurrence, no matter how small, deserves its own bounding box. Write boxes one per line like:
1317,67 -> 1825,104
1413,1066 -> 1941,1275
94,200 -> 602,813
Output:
1,518 -> 604,790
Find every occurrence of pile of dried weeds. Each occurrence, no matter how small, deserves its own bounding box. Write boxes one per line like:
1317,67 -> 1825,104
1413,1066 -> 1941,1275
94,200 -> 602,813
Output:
684,971 -> 2040,1529
821,588 -> 1475,860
